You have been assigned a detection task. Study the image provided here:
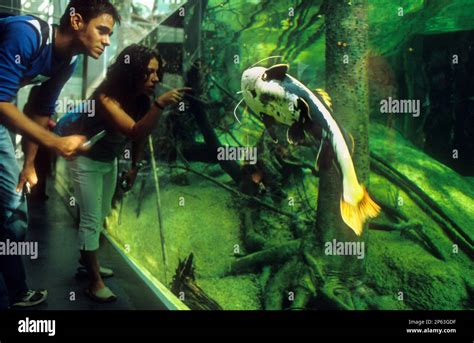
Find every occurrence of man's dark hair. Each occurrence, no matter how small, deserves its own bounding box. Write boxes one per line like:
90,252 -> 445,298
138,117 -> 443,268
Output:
59,0 -> 121,31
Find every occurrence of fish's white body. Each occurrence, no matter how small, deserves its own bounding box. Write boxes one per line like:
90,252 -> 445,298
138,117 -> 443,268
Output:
241,64 -> 380,235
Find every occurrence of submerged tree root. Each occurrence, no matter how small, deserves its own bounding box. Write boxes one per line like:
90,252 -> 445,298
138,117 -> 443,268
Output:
170,165 -> 312,224
371,153 -> 473,256
370,220 -> 447,261
226,149 -> 470,309
289,268 -> 316,310
230,241 -> 387,310
264,259 -> 299,310
229,240 -> 300,275
369,221 -> 419,232
370,194 -> 449,260
240,207 -> 266,252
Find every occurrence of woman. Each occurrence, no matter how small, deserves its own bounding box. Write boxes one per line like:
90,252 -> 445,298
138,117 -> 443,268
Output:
56,44 -> 188,302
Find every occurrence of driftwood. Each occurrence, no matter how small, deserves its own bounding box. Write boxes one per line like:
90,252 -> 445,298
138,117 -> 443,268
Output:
264,259 -> 299,310
370,195 -> 448,260
170,253 -> 223,310
259,266 -> 272,296
370,153 -> 473,256
290,284 -> 313,310
229,240 -> 300,275
371,152 -> 472,245
400,224 -> 448,261
288,268 -> 315,310
371,194 -> 409,222
186,60 -> 241,183
170,165 -> 312,224
240,206 -> 266,252
369,221 -> 420,232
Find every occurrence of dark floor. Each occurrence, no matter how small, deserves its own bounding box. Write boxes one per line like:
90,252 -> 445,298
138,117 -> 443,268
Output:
21,183 -> 167,311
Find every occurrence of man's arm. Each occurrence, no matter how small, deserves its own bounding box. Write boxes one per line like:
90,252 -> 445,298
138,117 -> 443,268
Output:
24,60 -> 77,163
0,101 -> 86,156
19,59 -> 79,190
22,113 -> 49,167
0,102 -> 87,192
0,21 -> 86,155
18,112 -> 49,191
0,102 -> 59,149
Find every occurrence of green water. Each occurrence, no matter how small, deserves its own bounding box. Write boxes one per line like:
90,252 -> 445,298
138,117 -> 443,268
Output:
103,0 -> 473,310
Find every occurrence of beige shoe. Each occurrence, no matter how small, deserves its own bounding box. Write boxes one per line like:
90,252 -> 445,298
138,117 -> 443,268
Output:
76,266 -> 114,278
84,287 -> 117,303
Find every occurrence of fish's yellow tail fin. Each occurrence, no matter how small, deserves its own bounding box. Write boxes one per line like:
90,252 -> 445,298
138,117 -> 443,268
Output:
340,186 -> 381,236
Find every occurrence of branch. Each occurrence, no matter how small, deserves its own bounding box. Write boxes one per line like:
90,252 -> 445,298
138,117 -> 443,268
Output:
369,221 -> 419,232
229,240 -> 300,275
370,154 -> 473,256
170,165 -> 312,224
371,152 -> 472,245
370,194 -> 409,222
264,259 -> 298,310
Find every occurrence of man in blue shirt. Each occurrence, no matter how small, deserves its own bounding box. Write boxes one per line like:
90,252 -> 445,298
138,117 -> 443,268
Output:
0,0 -> 120,309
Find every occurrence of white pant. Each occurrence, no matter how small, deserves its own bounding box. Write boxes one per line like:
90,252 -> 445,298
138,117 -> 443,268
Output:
67,156 -> 117,251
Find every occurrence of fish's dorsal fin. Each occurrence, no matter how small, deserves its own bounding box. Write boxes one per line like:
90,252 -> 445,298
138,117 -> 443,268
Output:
315,138 -> 336,171
314,88 -> 332,110
263,64 -> 289,81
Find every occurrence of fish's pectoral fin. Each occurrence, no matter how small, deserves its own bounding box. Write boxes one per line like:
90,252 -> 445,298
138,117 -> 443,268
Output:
260,112 -> 278,143
287,122 -> 305,145
349,133 -> 355,155
314,137 -> 325,171
315,139 -> 334,171
263,64 -> 289,82
296,97 -> 310,120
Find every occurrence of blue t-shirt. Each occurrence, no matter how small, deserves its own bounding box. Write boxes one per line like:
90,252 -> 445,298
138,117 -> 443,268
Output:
0,15 -> 78,115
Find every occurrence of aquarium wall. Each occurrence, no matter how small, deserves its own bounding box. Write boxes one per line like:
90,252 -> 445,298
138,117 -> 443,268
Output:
56,0 -> 473,310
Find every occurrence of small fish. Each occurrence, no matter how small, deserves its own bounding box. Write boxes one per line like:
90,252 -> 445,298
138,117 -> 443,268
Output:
240,63 -> 380,236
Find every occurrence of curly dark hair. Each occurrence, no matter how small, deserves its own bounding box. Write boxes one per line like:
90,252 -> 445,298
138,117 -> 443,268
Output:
93,44 -> 163,118
59,0 -> 121,31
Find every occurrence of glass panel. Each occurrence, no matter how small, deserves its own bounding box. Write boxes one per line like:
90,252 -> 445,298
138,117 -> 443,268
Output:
105,0 -> 473,310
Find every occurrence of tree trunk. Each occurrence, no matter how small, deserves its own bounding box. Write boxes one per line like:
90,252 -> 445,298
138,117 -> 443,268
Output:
307,0 -> 370,286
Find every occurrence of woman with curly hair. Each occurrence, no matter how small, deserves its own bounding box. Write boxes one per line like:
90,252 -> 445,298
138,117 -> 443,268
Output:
55,44 -> 188,302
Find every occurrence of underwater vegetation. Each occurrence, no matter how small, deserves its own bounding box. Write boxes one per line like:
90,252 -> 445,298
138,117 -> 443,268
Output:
102,0 -> 473,310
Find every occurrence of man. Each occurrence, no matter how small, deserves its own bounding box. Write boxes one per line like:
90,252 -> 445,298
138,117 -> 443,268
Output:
0,0 -> 120,309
